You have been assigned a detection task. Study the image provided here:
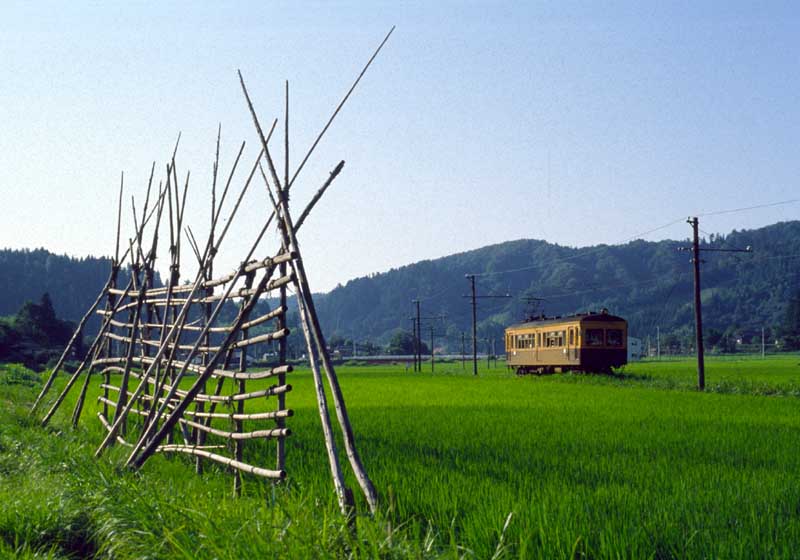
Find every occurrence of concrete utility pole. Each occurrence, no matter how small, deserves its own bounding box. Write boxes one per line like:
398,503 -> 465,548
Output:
689,217 -> 706,390
467,275 -> 478,376
681,217 -> 752,391
464,274 -> 511,377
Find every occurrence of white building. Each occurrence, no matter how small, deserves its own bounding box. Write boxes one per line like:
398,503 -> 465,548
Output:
628,336 -> 643,361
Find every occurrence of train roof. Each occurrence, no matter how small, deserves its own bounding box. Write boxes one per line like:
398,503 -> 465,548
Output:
507,310 -> 626,330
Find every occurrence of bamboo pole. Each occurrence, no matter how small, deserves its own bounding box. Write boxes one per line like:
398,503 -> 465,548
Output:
100,176 -> 166,434
181,419 -> 289,441
248,83 -> 377,513
286,26 -> 395,191
126,250 -> 287,469
154,446 -> 285,479
240,72 -> 350,513
96,146 -> 273,456
186,409 -> 293,421
234,270 -> 255,495
294,161 -> 345,232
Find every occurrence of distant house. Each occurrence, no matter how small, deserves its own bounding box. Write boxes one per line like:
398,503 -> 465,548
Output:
627,336 -> 643,361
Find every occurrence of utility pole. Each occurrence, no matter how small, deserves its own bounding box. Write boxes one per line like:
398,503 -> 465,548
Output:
762,327 -> 765,359
689,217 -> 705,390
410,312 -> 447,371
681,217 -> 752,391
467,275 -> 477,376
415,300 -> 421,371
486,338 -> 491,369
411,300 -> 421,372
464,274 -> 511,377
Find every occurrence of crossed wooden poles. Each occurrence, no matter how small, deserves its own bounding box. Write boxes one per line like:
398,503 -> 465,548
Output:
30,28 -> 393,515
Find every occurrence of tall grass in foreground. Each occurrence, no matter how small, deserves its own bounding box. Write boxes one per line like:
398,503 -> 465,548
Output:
1,357 -> 799,558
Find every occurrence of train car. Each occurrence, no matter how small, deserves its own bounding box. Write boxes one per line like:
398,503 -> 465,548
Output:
505,309 -> 627,374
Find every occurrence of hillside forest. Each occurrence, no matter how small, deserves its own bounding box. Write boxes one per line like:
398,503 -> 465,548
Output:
1,220 -> 799,364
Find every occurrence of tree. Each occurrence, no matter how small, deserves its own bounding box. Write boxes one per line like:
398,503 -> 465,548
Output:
386,330 -> 428,355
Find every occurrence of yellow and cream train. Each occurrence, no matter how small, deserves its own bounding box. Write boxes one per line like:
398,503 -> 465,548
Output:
505,309 -> 627,374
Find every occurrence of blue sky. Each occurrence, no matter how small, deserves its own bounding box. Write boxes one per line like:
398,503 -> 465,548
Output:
1,1 -> 797,291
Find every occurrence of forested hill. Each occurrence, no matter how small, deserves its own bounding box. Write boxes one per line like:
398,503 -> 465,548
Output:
0,248 -> 142,330
2,221 -> 799,354
311,221 -> 800,351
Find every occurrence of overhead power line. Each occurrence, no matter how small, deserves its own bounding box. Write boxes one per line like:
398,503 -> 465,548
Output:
472,217 -> 687,278
470,197 -> 798,279
697,198 -> 800,218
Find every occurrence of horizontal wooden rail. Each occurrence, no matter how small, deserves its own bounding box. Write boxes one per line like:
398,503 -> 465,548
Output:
184,408 -> 293,421
179,418 -> 290,440
109,273 -> 295,314
105,305 -> 285,334
173,383 -> 291,404
154,446 -> 286,479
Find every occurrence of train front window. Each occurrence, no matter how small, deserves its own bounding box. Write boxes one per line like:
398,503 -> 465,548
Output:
586,329 -> 604,346
606,329 -> 623,347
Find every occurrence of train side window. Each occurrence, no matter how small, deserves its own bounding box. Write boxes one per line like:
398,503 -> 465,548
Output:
586,329 -> 604,346
607,329 -> 623,347
568,328 -> 574,345
537,333 -> 541,347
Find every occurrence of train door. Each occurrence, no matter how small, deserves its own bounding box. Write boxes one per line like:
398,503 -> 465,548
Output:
568,327 -> 577,362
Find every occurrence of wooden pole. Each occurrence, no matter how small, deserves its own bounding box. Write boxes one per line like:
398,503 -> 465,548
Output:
240,71 -> 374,511
255,130 -> 378,512
233,271 -> 255,496
96,209 -> 278,457
287,26 -> 395,191
293,161 -> 345,232
126,252 -> 287,469
275,80 -> 290,476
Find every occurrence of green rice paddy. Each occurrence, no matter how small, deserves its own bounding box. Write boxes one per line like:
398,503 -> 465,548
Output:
1,355 -> 799,558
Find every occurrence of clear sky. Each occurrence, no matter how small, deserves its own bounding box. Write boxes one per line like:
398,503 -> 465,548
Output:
1,1 -> 798,292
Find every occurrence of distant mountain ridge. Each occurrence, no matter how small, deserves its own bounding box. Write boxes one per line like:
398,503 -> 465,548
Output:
0,248 -> 151,333
309,221 -> 800,351
2,221 -> 799,353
